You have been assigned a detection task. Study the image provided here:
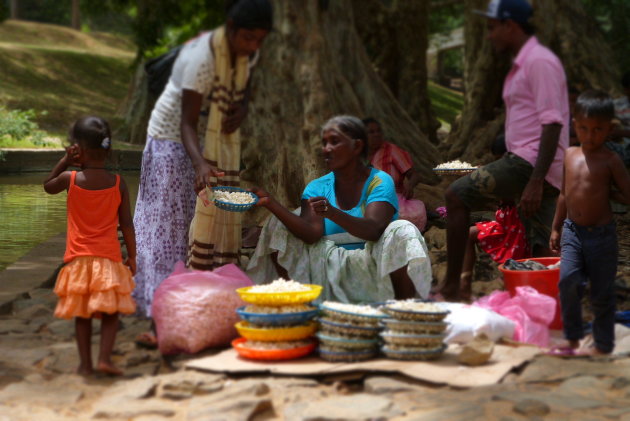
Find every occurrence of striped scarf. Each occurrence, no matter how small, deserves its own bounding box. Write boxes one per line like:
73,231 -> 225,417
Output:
188,26 -> 249,270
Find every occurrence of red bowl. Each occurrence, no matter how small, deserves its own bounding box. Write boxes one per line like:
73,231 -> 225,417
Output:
231,337 -> 316,361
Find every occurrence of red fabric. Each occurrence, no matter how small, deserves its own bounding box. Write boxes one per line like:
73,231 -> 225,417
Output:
64,171 -> 122,263
370,142 -> 413,193
476,205 -> 529,264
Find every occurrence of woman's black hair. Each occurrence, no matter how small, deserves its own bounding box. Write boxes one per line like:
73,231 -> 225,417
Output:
69,116 -> 112,151
362,117 -> 380,127
622,71 -> 630,90
322,115 -> 369,160
226,0 -> 273,31
574,90 -> 614,120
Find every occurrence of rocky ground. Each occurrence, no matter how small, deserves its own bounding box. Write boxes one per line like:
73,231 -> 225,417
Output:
1,212 -> 630,420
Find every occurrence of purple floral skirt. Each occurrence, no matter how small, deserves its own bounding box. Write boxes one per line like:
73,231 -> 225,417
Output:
133,136 -> 196,317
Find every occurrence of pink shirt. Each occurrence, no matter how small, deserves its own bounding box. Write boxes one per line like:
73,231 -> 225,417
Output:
503,36 -> 569,190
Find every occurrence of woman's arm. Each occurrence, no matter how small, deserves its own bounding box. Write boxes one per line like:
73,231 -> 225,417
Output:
118,177 -> 137,274
43,145 -> 80,194
310,197 -> 395,242
181,89 -> 225,193
252,187 -> 324,244
401,168 -> 421,199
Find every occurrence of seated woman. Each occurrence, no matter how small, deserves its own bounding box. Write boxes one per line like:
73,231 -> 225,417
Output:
246,115 -> 432,303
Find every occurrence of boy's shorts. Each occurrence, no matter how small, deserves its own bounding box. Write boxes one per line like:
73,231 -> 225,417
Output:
449,153 -> 559,252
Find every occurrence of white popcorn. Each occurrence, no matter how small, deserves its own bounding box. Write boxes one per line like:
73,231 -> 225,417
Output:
214,189 -> 255,204
386,300 -> 442,313
249,279 -> 310,293
322,301 -> 384,316
435,160 -> 475,169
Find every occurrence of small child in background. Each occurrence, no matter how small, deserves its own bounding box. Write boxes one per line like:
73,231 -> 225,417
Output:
44,116 -> 136,375
550,90 -> 630,356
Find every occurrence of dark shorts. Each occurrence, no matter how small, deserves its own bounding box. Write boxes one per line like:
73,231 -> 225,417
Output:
449,153 -> 559,252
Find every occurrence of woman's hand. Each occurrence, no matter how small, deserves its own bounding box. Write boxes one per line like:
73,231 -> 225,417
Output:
222,101 -> 248,134
193,161 -> 225,193
250,187 -> 272,207
308,196 -> 331,217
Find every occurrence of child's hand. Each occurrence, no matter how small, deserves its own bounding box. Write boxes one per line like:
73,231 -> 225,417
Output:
64,144 -> 81,167
124,256 -> 137,275
549,230 -> 561,254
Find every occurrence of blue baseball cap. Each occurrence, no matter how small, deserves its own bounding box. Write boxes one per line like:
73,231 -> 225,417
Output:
474,0 -> 533,25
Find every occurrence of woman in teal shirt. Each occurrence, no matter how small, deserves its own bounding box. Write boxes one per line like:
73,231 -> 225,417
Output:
247,115 -> 432,303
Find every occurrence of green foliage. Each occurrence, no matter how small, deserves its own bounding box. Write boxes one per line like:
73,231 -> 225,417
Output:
581,0 -> 630,74
0,107 -> 51,147
429,2 -> 464,36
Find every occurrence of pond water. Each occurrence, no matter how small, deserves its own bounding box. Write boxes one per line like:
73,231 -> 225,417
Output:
0,172 -> 140,272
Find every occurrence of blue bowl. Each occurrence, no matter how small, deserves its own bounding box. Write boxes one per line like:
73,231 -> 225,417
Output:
212,186 -> 258,212
236,306 -> 319,326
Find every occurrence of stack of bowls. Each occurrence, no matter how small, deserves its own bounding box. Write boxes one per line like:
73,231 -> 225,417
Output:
232,281 -> 322,361
380,300 -> 450,360
317,301 -> 386,362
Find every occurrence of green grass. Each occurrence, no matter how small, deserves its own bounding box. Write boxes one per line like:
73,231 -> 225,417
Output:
0,20 -> 135,142
428,81 -> 464,131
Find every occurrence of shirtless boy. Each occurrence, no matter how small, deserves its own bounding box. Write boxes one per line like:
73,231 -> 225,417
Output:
550,90 -> 630,356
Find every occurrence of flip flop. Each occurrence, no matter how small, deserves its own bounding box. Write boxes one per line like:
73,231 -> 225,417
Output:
544,346 -> 590,358
135,332 -> 158,349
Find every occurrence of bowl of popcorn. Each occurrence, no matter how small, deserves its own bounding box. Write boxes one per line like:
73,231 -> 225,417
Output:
433,160 -> 477,177
211,186 -> 258,212
236,279 -> 323,306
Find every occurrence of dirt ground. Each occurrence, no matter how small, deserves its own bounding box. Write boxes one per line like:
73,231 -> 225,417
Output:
1,214 -> 630,420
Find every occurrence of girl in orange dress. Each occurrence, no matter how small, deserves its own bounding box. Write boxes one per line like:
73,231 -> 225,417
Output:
44,116 -> 136,376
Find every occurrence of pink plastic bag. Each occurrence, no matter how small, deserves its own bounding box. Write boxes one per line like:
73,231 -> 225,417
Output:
152,262 -> 253,355
474,286 -> 556,347
397,193 -> 427,232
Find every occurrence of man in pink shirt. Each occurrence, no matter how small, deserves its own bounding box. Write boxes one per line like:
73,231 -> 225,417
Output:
437,0 -> 569,301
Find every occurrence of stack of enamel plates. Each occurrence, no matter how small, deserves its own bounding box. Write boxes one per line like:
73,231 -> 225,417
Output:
317,301 -> 386,362
232,280 -> 322,360
380,300 -> 450,360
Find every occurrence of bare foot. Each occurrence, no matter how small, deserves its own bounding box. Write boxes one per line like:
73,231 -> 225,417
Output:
76,365 -> 94,376
575,347 -> 611,357
96,361 -> 123,376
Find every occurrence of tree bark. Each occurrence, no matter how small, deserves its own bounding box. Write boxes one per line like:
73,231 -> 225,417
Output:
71,0 -> 80,30
353,0 -> 440,144
446,0 -> 622,164
10,0 -> 18,19
240,0 -> 440,219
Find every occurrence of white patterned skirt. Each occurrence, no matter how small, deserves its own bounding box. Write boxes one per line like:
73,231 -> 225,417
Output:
246,216 -> 433,303
133,136 -> 197,317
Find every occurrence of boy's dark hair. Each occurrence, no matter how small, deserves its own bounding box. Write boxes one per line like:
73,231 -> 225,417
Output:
70,116 -> 112,151
226,0 -> 273,31
362,117 -> 380,127
622,71 -> 630,90
574,90 -> 615,120
513,20 -> 535,35
322,115 -> 368,160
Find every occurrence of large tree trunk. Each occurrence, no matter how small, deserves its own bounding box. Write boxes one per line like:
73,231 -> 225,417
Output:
71,0 -> 80,30
240,0 -> 440,221
10,0 -> 18,19
447,0 -> 622,164
353,0 -> 440,144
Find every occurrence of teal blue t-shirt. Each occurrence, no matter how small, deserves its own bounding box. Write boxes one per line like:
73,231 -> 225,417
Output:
301,168 -> 399,250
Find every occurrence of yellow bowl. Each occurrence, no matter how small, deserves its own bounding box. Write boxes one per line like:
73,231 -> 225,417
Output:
236,284 -> 322,306
235,320 -> 318,342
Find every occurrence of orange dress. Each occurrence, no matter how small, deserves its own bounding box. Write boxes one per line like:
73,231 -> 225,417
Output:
54,171 -> 136,319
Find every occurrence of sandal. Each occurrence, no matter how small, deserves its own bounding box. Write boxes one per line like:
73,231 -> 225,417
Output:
135,332 -> 158,349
